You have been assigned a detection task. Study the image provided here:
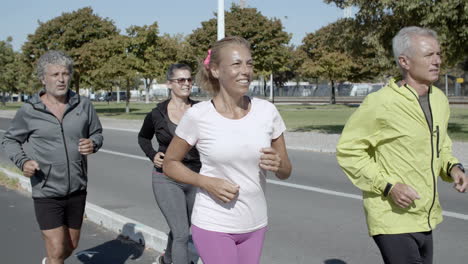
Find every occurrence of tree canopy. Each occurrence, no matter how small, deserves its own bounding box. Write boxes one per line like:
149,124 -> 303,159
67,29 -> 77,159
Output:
325,0 -> 468,70
187,4 -> 291,77
2,3 -> 467,98
22,7 -> 119,92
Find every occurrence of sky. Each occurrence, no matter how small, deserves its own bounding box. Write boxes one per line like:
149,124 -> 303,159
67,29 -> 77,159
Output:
0,0 -> 348,51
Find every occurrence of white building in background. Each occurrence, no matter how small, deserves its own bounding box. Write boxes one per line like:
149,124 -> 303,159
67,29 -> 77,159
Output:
349,83 -> 384,96
149,82 -> 170,97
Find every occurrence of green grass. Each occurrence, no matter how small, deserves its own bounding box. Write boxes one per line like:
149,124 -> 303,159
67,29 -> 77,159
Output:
93,102 -> 154,120
277,104 -> 358,134
447,106 -> 468,141
0,170 -> 20,190
0,102 -> 23,110
2,101 -> 467,141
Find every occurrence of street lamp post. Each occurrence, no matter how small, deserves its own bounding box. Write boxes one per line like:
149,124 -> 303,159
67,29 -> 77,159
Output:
218,0 -> 225,40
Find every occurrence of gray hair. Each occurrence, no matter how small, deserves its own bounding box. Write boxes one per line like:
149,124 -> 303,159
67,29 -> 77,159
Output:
166,63 -> 192,81
36,50 -> 74,80
392,26 -> 438,67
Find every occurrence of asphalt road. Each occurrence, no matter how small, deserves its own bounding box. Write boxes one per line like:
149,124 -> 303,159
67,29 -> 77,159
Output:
0,185 -> 158,264
1,117 -> 467,264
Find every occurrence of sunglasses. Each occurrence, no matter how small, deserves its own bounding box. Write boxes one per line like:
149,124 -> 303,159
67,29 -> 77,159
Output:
170,78 -> 193,84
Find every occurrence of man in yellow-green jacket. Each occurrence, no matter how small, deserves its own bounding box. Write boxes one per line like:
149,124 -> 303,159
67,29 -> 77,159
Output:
336,26 -> 467,264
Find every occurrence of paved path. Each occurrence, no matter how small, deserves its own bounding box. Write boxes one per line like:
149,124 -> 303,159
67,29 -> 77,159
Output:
1,108 -> 467,264
0,184 -> 159,264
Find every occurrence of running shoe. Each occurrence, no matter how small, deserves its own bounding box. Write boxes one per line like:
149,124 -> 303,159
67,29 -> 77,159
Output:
153,254 -> 166,264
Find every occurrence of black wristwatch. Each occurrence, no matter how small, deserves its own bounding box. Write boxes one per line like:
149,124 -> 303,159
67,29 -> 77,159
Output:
450,163 -> 465,176
383,183 -> 393,197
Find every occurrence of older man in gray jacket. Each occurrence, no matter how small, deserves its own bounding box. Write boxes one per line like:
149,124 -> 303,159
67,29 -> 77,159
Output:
2,50 -> 103,264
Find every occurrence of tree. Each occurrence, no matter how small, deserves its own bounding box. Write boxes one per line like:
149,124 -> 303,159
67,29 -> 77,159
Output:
187,4 -> 291,92
301,51 -> 354,104
22,7 -> 119,94
80,35 -> 137,113
300,20 -> 357,104
0,38 -> 15,104
127,23 -> 188,103
325,0 -> 468,71
272,46 -> 305,93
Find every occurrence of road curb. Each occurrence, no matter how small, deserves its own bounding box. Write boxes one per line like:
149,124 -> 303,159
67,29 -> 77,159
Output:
0,168 -> 168,254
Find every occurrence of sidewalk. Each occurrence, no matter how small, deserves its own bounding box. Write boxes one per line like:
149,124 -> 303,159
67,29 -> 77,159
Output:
0,184 -> 159,264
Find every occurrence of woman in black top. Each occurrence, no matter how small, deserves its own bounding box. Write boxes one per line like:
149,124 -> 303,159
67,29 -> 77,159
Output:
138,63 -> 200,264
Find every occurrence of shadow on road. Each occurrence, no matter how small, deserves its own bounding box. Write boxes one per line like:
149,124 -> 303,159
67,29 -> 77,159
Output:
75,223 -> 146,264
324,259 -> 347,264
293,125 -> 345,134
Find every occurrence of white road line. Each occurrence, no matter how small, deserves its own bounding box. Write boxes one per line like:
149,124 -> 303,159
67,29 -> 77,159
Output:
443,211 -> 468,221
102,126 -> 139,133
2,126 -> 467,221
266,179 -> 362,200
99,149 -> 148,161
98,148 -> 468,222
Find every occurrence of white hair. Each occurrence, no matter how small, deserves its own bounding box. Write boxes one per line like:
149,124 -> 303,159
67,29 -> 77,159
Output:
392,26 -> 438,67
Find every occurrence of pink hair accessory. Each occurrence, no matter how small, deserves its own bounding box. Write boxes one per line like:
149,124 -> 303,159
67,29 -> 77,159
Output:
203,49 -> 212,69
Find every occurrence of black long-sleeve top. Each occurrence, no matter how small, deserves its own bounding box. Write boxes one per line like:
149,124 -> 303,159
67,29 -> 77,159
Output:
138,99 -> 201,173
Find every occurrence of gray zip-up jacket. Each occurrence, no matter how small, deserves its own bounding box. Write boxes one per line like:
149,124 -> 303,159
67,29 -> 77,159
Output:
2,90 -> 103,198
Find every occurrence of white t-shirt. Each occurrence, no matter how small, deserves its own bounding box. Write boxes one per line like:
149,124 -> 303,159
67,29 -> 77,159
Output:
176,97 -> 286,233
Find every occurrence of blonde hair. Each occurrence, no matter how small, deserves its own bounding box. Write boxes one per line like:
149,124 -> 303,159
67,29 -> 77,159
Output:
195,36 -> 251,95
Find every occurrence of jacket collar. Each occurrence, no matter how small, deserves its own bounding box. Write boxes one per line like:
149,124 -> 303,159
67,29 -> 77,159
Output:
155,97 -> 196,115
27,89 -> 80,110
388,78 -> 433,101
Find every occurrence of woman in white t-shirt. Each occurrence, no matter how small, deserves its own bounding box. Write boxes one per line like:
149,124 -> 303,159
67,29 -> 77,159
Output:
163,36 -> 292,264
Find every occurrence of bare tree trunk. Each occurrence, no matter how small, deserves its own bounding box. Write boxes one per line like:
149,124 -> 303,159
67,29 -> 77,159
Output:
330,79 -> 336,104
126,78 -> 130,114
1,91 -> 6,106
145,79 -> 149,104
145,78 -> 154,104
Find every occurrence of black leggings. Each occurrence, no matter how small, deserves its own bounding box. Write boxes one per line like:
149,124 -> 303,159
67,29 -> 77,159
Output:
373,231 -> 433,264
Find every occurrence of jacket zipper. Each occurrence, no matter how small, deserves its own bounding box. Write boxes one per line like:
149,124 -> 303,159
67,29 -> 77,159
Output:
30,99 -> 79,195
426,93 -> 436,230
405,85 -> 437,229
59,123 -> 71,194
436,125 -> 440,158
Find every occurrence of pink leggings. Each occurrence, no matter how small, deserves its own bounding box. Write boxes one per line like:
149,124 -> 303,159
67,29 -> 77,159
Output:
191,225 -> 267,264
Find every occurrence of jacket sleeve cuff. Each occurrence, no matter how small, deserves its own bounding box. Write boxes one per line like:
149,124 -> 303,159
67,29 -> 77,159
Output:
18,157 -> 30,171
375,175 -> 398,196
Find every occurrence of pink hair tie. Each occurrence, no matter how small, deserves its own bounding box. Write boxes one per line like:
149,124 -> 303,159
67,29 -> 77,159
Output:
203,49 -> 212,69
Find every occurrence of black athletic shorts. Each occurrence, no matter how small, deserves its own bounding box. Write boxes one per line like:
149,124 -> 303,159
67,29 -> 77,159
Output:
33,190 -> 87,230
373,231 -> 433,264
